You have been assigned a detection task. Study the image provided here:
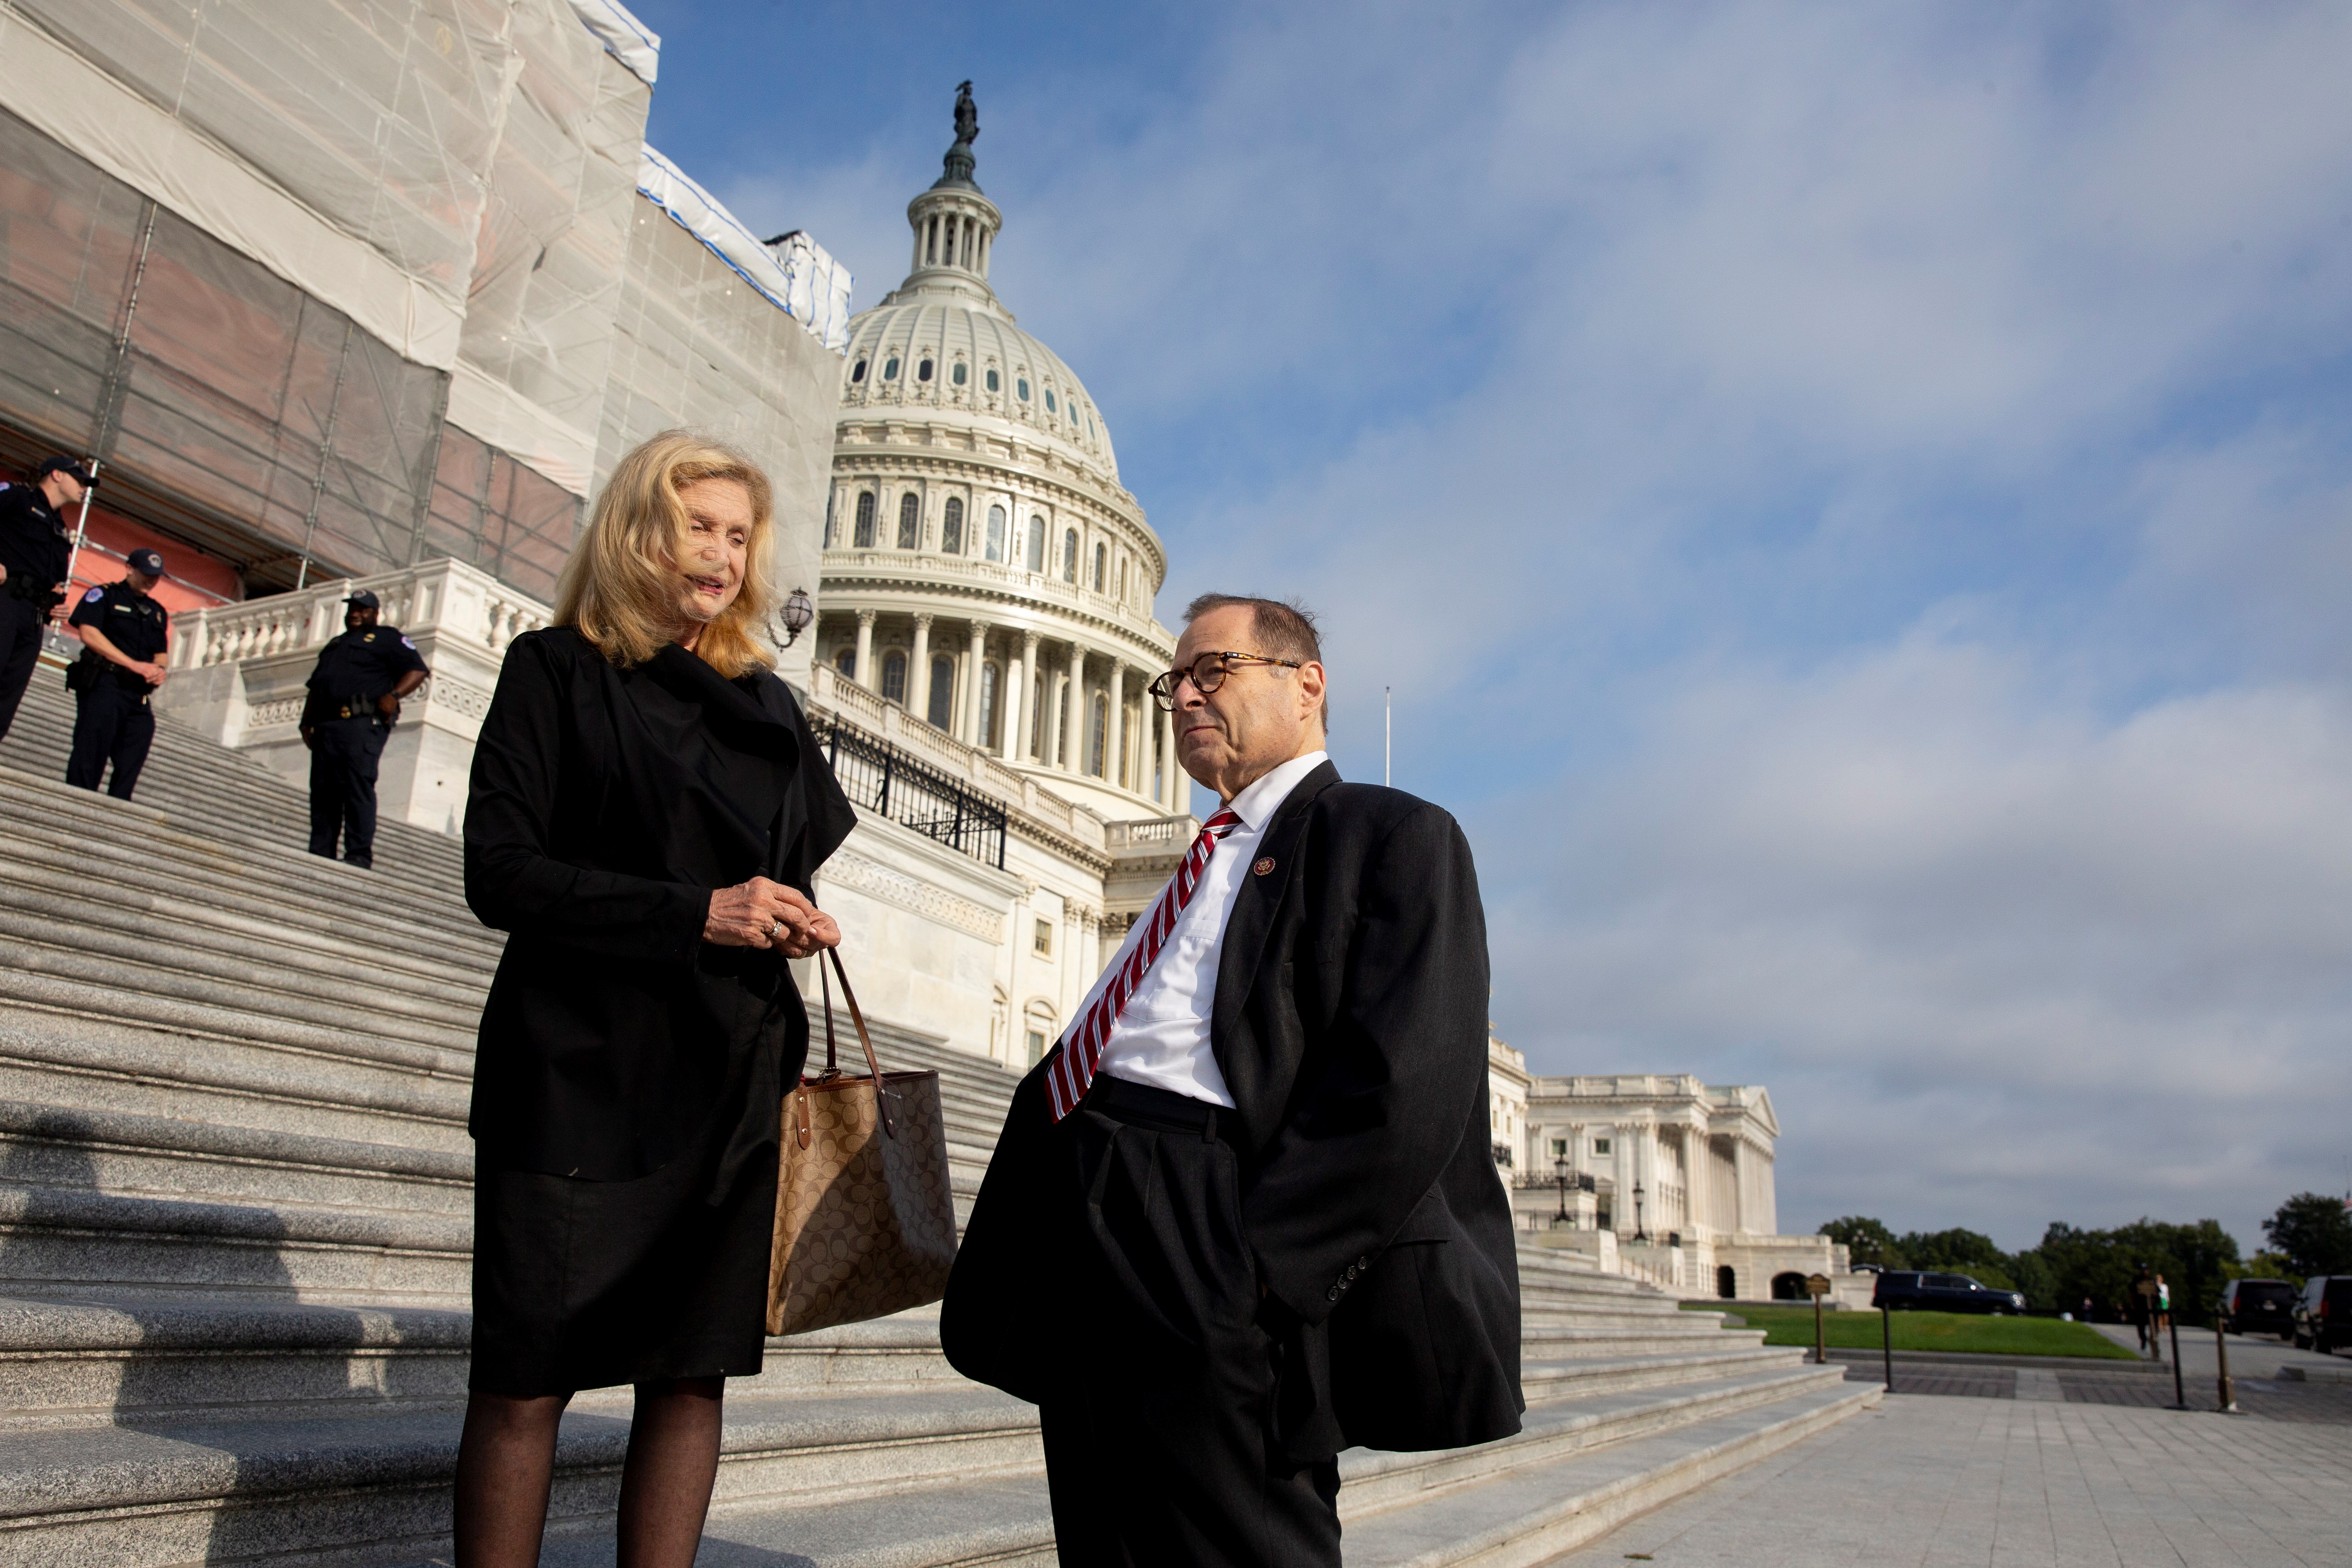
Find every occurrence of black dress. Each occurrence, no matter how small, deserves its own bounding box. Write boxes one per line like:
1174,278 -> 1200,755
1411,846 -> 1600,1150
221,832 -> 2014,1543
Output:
461,627 -> 855,1396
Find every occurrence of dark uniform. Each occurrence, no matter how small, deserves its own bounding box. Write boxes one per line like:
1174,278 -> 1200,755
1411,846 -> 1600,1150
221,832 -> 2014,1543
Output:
303,614 -> 428,868
66,576 -> 168,798
0,479 -> 73,744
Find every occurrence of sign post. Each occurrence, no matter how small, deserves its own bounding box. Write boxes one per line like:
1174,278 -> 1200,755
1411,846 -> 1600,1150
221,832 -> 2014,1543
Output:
1881,1301 -> 1893,1392
1807,1273 -> 1833,1366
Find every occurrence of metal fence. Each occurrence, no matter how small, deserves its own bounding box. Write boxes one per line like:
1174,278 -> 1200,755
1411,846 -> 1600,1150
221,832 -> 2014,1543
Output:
814,714 -> 1008,870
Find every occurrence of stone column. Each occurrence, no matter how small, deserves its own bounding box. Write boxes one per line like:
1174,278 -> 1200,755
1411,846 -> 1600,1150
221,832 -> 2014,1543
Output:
1107,659 -> 1127,790
1063,650 -> 1087,773
1004,630 -> 1035,762
963,620 -> 989,745
909,614 -> 933,721
1162,704 -> 1181,810
1044,652 -> 1066,768
853,609 -> 876,690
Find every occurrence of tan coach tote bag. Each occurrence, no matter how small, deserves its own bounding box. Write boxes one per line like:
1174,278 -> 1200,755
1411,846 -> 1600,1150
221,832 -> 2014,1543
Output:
765,948 -> 958,1336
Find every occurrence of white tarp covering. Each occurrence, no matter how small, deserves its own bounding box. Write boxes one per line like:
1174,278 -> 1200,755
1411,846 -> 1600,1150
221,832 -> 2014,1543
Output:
766,232 -> 858,355
567,0 -> 662,85
637,147 -> 853,351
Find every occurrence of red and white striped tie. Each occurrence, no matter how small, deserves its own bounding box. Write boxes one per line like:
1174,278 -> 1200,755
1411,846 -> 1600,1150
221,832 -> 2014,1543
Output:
1045,809 -> 1242,1120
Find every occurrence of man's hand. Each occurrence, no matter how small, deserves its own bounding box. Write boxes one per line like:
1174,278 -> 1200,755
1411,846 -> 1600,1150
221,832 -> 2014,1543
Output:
703,878 -> 840,956
300,725 -> 315,751
138,660 -> 166,688
376,691 -> 401,718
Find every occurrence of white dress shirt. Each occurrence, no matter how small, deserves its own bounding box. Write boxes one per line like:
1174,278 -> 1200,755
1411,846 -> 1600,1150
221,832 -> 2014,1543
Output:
1086,750 -> 1330,1107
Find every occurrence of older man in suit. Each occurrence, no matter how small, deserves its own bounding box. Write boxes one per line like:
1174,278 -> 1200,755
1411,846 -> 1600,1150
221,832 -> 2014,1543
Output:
944,594 -> 1521,1568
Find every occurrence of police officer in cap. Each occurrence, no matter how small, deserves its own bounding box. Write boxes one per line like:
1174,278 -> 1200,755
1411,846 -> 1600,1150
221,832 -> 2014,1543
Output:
0,456 -> 92,744
66,546 -> 169,799
300,588 -> 427,869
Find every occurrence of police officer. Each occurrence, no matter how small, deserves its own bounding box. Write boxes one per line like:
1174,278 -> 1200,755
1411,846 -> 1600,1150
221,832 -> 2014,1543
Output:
0,456 -> 91,743
66,547 -> 169,799
300,588 -> 427,870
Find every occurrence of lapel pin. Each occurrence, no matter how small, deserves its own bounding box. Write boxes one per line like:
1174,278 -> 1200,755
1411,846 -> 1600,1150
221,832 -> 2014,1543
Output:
1253,857 -> 1276,877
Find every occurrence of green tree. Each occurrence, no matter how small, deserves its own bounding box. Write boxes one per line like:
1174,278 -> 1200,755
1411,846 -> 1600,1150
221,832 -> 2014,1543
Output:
2262,1194 -> 2352,1278
1818,1216 -> 1904,1268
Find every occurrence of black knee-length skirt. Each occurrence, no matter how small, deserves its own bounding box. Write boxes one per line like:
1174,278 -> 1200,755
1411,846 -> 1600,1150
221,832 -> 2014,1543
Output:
468,1118 -> 778,1396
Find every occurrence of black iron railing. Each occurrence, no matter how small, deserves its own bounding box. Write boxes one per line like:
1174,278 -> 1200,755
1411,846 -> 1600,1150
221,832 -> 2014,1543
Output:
813,713 -> 1008,870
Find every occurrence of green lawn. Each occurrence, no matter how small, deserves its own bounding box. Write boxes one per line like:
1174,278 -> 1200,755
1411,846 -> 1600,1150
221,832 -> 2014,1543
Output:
1680,1303 -> 2139,1360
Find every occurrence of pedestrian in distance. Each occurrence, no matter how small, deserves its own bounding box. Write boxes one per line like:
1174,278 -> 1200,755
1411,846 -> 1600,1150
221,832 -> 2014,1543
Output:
299,588 -> 428,870
0,455 -> 92,744
453,431 -> 857,1568
944,593 -> 1522,1568
64,547 -> 169,800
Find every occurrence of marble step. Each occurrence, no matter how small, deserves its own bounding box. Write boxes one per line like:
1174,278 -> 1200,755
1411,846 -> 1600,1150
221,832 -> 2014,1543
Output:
1338,1381 -> 1880,1567
0,1011 -> 474,1155
0,1383 -> 1043,1568
1518,1343 -> 1808,1401
0,1183 -> 475,1305
0,797 -> 492,955
342,1365 -> 1863,1568
0,684 -> 467,897
0,1298 -> 992,1433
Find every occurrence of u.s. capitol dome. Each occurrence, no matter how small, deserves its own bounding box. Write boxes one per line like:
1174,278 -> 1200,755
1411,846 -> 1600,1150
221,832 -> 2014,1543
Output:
816,93 -> 1181,823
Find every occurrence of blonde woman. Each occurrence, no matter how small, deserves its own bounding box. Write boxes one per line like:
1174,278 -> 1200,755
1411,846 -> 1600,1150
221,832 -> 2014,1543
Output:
455,431 -> 855,1566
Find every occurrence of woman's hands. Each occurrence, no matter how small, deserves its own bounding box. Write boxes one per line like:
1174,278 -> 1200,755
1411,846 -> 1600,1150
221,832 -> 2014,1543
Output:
702,878 -> 841,957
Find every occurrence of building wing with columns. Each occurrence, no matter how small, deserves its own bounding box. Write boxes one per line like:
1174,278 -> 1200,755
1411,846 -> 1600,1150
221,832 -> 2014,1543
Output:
1487,1033 -> 1847,1300
795,97 -> 1194,1070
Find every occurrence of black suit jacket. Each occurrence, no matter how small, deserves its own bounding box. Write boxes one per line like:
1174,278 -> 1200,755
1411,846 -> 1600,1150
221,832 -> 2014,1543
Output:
943,762 -> 1524,1455
464,628 -> 856,1190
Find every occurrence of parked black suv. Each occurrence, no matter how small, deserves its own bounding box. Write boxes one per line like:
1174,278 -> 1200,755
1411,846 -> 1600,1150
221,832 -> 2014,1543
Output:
2220,1278 -> 2298,1338
2292,1275 -> 2352,1355
1871,1270 -> 2027,1315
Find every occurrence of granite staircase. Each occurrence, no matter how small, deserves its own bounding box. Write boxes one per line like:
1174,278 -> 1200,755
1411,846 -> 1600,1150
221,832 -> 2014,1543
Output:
0,673 -> 1873,1566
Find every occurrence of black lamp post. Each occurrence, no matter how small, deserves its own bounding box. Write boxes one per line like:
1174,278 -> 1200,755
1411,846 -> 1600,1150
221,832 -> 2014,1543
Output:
1632,1181 -> 1647,1242
1552,1156 -> 1571,1226
778,586 -> 815,646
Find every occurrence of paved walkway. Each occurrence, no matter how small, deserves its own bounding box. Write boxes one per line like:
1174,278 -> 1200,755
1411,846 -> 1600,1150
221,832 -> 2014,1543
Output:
1550,1392 -> 2352,1567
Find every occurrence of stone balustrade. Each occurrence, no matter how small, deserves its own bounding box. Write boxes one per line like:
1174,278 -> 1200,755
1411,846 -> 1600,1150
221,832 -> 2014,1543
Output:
805,661 -> 1121,857
158,558 -> 553,837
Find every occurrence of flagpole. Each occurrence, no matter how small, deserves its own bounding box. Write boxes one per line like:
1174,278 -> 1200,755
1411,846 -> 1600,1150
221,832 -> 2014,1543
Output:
59,457 -> 102,612
1384,686 -> 1392,787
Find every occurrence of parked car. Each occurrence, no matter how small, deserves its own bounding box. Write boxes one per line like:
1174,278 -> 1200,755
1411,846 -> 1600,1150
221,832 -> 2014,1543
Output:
2292,1275 -> 2352,1355
1871,1270 -> 2027,1315
2220,1278 -> 2298,1338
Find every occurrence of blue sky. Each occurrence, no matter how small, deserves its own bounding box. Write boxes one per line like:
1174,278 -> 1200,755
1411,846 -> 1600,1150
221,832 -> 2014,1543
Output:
632,0 -> 2352,1253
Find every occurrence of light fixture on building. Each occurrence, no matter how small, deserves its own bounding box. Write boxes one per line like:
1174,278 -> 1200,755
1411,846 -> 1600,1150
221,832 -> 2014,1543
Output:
1632,1181 -> 1648,1243
1552,1155 -> 1572,1227
779,587 -> 814,645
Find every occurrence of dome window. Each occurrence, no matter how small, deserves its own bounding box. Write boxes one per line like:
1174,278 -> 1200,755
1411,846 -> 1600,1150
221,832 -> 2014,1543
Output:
850,359 -> 867,383
986,368 -> 1000,392
1016,377 -> 1030,402
1026,515 -> 1047,573
1062,529 -> 1078,583
897,493 -> 920,549
883,357 -> 901,380
1093,543 -> 1106,591
927,655 -> 956,728
952,361 -> 968,386
918,358 -> 934,382
986,504 -> 1008,562
941,497 -> 964,554
1045,390 -> 1057,413
853,492 -> 877,549
881,650 -> 908,704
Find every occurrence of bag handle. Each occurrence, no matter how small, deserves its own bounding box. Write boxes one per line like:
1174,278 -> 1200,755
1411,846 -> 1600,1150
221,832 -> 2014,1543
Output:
813,944 -> 895,1140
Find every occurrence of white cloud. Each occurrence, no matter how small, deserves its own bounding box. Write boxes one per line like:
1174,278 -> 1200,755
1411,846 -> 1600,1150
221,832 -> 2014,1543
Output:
697,0 -> 2352,1250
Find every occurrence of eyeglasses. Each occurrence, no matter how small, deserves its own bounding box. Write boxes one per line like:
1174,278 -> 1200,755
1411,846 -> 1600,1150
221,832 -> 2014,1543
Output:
1146,651 -> 1302,710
